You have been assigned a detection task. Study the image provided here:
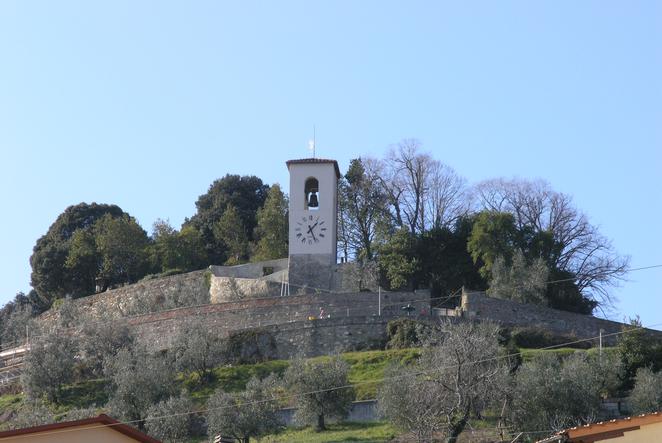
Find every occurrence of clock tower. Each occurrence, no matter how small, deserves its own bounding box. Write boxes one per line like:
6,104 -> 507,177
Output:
286,158 -> 340,291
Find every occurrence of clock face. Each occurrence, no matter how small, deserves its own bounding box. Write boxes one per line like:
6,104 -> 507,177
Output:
295,214 -> 327,245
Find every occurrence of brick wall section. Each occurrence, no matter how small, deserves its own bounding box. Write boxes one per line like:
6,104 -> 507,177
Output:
461,291 -> 662,345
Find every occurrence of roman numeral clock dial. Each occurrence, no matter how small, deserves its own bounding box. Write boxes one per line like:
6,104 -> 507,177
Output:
295,215 -> 327,245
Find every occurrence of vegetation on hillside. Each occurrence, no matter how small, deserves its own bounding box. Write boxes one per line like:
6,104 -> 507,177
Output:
0,140 -> 630,342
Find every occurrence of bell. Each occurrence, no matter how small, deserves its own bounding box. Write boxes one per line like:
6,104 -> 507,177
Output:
308,191 -> 319,208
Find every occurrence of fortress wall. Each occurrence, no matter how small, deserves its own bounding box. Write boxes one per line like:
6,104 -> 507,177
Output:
127,291 -> 430,352
209,258 -> 289,279
39,270 -> 210,324
461,291 -> 662,345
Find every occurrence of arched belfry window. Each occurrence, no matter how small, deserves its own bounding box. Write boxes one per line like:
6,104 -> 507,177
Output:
304,177 -> 320,210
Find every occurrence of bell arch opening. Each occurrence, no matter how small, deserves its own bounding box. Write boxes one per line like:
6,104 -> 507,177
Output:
304,177 -> 320,210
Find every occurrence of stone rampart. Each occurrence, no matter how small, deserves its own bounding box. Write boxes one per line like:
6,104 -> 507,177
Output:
209,258 -> 288,279
209,277 -> 283,303
39,270 -> 210,324
460,291 -> 662,345
127,291 -> 430,352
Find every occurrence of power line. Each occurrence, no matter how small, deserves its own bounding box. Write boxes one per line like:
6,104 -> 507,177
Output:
5,261 -> 662,357
5,320 -> 659,440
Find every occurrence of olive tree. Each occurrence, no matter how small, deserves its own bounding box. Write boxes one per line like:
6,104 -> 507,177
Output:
284,356 -> 354,431
206,374 -> 282,443
104,345 -> 175,426
488,249 -> 549,305
21,331 -> 78,404
171,317 -> 225,382
510,351 -> 623,432
145,394 -> 199,443
378,321 -> 509,443
79,313 -> 133,378
629,368 -> 662,414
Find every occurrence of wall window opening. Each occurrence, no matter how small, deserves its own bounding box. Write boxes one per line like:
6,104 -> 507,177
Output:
304,177 -> 319,210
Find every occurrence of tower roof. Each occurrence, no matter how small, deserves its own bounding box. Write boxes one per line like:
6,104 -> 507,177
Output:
286,158 -> 341,179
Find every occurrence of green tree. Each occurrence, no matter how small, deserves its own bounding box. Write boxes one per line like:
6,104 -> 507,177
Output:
171,317 -> 225,383
21,331 -> 78,404
377,229 -> 419,290
206,374 -> 282,443
617,317 -> 662,389
94,214 -> 150,286
510,352 -> 623,433
30,203 -> 126,300
338,158 -> 389,260
488,249 -> 549,305
284,356 -> 354,431
105,345 -> 175,427
186,175 -> 269,263
415,217 -> 486,302
145,395 -> 199,443
467,211 -> 520,279
150,220 -> 208,273
213,205 -> 249,265
474,178 -> 629,307
629,368 -> 662,414
252,184 -> 288,261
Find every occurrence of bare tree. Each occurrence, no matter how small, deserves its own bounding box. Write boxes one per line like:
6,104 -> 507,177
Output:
375,140 -> 469,234
378,321 -> 509,442
473,178 -> 629,305
382,139 -> 432,233
426,161 -> 470,230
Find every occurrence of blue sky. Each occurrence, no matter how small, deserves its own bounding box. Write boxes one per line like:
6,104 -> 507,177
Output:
0,1 -> 660,325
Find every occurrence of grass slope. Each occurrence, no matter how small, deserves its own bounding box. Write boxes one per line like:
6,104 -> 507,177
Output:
256,422 -> 397,443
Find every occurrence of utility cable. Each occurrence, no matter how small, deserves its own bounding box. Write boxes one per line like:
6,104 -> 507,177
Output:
4,320 -> 660,440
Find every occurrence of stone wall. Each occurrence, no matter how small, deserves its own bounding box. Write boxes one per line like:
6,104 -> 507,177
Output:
209,258 -> 288,279
127,291 -> 430,353
39,270 -> 210,324
209,277 -> 283,303
460,291 -> 662,345
277,400 -> 379,426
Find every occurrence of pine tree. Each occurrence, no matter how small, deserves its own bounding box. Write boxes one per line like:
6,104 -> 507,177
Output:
252,184 -> 288,261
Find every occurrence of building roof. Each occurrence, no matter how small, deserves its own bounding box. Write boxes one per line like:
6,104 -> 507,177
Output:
286,158 -> 341,179
0,414 -> 161,442
536,412 -> 662,443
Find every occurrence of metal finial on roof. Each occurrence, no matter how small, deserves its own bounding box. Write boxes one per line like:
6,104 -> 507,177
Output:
307,125 -> 316,158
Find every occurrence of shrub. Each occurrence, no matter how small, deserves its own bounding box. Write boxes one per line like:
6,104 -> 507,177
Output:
386,318 -> 434,349
509,327 -> 590,349
226,329 -> 277,364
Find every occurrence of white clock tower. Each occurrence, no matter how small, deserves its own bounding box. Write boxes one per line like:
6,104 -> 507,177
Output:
286,158 -> 340,291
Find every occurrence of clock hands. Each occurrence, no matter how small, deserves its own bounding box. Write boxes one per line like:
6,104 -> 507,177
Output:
307,222 -> 319,242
